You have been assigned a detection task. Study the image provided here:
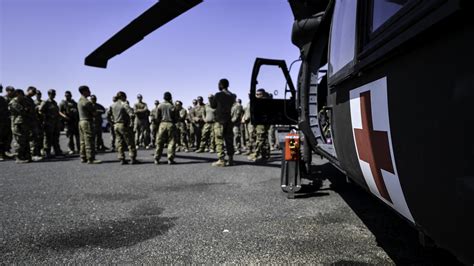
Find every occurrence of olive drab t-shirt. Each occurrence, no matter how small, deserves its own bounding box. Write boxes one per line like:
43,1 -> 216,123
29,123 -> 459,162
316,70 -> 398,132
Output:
111,100 -> 134,126
204,104 -> 215,123
210,90 -> 236,124
59,99 -> 79,122
78,96 -> 95,121
156,101 -> 176,123
40,99 -> 61,123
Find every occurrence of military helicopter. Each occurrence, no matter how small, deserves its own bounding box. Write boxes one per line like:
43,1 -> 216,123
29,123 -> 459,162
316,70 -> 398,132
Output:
84,0 -> 474,263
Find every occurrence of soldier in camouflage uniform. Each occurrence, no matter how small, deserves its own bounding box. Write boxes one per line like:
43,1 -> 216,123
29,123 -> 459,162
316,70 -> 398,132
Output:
248,88 -> 270,162
0,85 -> 10,161
3,86 -> 15,157
175,101 -> 189,152
154,92 -> 178,165
190,96 -> 205,150
34,90 -> 46,157
59,91 -> 80,154
209,79 -> 236,167
8,89 -> 31,163
187,102 -> 196,148
107,96 -> 118,151
196,95 -> 216,153
77,86 -> 101,164
149,100 -> 159,148
110,91 -> 138,165
25,87 -> 43,161
39,89 -> 63,157
91,95 -> 107,151
242,100 -> 255,155
231,98 -> 243,155
134,94 -> 151,149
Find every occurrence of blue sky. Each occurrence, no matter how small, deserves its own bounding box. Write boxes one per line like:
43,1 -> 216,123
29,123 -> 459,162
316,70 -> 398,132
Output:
1,0 -> 300,107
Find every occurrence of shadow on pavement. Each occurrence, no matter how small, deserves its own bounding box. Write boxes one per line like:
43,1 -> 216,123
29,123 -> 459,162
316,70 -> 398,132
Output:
317,162 -> 462,265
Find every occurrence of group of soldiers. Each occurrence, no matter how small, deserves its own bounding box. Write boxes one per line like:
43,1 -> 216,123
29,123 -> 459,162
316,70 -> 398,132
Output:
0,79 -> 279,166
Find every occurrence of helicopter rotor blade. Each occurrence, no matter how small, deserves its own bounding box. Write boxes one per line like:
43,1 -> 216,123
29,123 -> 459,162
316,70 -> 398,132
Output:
85,0 -> 203,68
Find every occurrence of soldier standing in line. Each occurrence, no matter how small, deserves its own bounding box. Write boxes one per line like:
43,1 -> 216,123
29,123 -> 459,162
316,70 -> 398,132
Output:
196,95 -> 216,153
242,99 -> 255,155
190,96 -> 205,150
25,87 -> 43,161
248,88 -> 271,162
34,90 -> 46,157
59,91 -> 80,154
110,91 -> 139,165
154,91 -> 178,165
39,89 -> 63,158
187,101 -> 196,148
175,101 -> 189,152
0,85 -> 10,161
107,96 -> 118,151
8,89 -> 31,163
238,99 -> 247,150
231,98 -> 243,155
209,78 -> 236,167
77,85 -> 101,164
134,94 -> 151,149
3,86 -> 15,157
90,95 -> 107,151
150,100 -> 160,148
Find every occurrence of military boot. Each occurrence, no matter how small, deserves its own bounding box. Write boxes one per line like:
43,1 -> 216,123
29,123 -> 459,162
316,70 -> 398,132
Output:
225,156 -> 234,166
130,158 -> 140,165
211,159 -> 226,167
87,159 -> 102,164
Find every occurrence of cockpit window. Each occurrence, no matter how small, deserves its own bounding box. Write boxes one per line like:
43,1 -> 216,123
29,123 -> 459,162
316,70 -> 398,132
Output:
371,0 -> 410,32
328,0 -> 358,77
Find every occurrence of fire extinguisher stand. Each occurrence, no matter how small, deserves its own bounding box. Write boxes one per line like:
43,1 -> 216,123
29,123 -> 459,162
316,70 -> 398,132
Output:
280,132 -> 302,199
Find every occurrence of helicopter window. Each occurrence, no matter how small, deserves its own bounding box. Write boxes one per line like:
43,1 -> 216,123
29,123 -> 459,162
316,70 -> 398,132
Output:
371,0 -> 410,32
328,0 -> 358,77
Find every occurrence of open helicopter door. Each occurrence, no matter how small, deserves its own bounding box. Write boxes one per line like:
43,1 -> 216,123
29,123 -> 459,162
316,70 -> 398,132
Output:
249,58 -> 301,198
249,58 -> 298,125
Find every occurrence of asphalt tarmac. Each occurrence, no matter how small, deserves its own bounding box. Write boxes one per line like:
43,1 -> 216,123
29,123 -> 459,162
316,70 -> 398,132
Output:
0,133 -> 461,264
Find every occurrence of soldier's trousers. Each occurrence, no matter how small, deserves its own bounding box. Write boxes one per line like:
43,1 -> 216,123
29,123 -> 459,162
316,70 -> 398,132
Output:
151,123 -> 158,146
240,123 -> 247,149
176,122 -> 189,150
199,122 -> 215,151
233,123 -> 242,151
192,122 -> 204,148
65,122 -> 80,152
94,121 -> 105,149
155,122 -> 176,160
135,119 -> 151,147
246,123 -> 256,152
0,122 -> 10,156
44,122 -> 62,155
114,123 -> 136,160
12,123 -> 31,160
268,125 -> 277,148
254,124 -> 270,158
110,123 -> 116,149
214,121 -> 234,160
29,122 -> 43,156
79,120 -> 95,161
188,123 -> 195,147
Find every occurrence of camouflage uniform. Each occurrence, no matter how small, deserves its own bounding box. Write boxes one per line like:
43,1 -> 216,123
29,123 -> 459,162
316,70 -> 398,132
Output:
78,96 -> 96,162
187,107 -> 195,147
198,104 -> 215,152
231,102 -> 243,153
59,99 -> 80,153
175,107 -> 189,152
190,104 -> 205,148
154,101 -> 177,163
39,98 -> 62,156
150,103 -> 159,147
92,101 -> 106,150
210,90 -> 236,164
242,103 -> 255,154
111,100 -> 137,161
134,101 -> 151,148
9,97 -> 31,161
3,94 -> 14,154
252,124 -> 270,160
34,97 -> 45,156
25,96 -> 42,157
0,95 -> 10,159
107,104 -> 116,150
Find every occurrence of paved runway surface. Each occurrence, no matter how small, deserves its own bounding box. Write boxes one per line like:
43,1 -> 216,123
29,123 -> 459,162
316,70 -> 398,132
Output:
0,134 -> 461,264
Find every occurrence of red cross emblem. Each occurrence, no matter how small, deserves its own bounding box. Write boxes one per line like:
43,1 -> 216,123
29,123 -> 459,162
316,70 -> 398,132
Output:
354,91 -> 394,203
